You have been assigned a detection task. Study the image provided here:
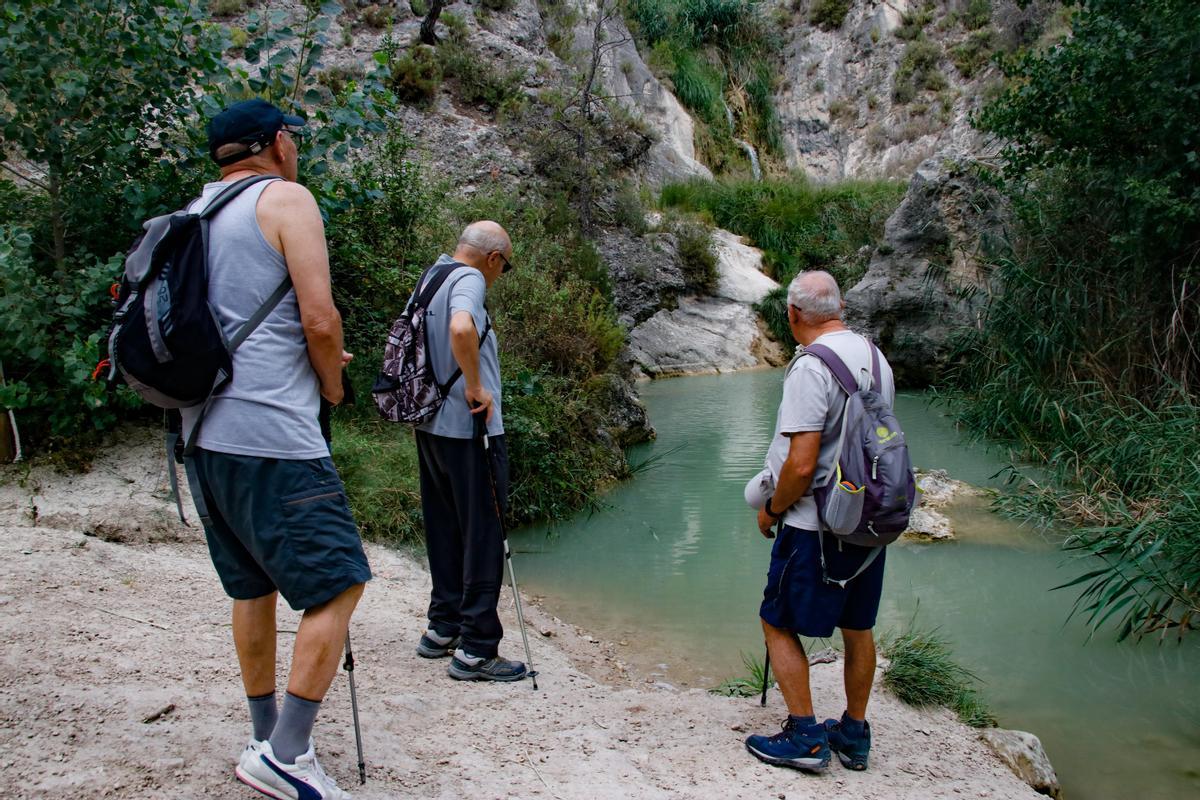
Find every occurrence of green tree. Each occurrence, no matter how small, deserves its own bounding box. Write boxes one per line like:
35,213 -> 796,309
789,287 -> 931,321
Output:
959,0 -> 1200,639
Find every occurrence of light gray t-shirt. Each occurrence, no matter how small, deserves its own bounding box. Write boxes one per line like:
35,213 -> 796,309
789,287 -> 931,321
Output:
180,179 -> 328,460
765,329 -> 896,530
415,255 -> 504,439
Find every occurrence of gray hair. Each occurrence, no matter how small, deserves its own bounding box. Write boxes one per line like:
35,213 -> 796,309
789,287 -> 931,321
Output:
458,220 -> 510,256
786,270 -> 842,323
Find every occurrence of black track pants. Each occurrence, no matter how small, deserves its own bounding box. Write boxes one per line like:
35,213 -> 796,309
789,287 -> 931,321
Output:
415,430 -> 508,659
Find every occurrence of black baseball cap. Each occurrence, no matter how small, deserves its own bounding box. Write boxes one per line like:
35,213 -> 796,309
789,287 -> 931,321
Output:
207,98 -> 305,167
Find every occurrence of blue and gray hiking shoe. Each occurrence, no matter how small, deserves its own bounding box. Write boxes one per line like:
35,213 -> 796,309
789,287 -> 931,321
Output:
824,715 -> 871,770
416,630 -> 460,659
447,650 -> 528,682
745,717 -> 831,772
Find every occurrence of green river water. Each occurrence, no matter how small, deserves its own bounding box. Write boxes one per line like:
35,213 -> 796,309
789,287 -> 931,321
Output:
511,368 -> 1200,800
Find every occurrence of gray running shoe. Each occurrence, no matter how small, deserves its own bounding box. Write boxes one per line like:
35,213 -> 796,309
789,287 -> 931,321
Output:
447,653 -> 527,682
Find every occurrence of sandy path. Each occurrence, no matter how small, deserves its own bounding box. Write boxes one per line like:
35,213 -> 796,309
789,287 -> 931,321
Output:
0,432 -> 1040,799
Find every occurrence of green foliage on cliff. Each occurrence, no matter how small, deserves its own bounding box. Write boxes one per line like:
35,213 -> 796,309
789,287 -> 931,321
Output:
623,0 -> 783,173
955,0 -> 1200,640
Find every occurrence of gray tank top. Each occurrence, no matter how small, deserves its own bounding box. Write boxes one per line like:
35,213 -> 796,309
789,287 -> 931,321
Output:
180,179 -> 328,459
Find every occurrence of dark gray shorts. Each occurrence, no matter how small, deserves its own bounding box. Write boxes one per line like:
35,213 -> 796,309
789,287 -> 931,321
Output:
189,448 -> 372,611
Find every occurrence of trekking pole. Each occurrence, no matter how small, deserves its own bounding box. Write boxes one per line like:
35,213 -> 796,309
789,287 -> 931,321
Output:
474,405 -> 539,690
760,646 -> 771,707
343,634 -> 366,784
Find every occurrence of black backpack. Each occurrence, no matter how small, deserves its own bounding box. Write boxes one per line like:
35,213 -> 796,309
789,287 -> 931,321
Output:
106,175 -> 291,445
371,261 -> 490,425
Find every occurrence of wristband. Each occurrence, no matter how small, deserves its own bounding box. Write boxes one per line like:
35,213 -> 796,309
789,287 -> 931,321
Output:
765,496 -> 784,519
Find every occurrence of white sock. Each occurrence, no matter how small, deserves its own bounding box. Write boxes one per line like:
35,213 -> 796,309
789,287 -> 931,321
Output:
453,648 -> 484,665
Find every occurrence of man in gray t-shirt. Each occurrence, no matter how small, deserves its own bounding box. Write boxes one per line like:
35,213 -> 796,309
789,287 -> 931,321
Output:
744,271 -> 895,774
412,221 -> 528,682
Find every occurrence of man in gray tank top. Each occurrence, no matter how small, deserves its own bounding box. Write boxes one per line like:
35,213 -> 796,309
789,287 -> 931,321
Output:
183,99 -> 370,800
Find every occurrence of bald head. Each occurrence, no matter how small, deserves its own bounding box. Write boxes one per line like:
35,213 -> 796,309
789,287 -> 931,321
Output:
787,270 -> 843,324
457,221 -> 511,258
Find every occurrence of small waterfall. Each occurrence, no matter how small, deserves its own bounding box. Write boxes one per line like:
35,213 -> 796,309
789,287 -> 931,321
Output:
735,138 -> 762,180
722,99 -> 762,181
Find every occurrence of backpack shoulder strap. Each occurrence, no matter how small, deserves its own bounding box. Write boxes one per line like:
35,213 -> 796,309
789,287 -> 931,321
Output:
804,343 -> 859,396
866,337 -> 882,390
414,261 -> 467,310
198,174 -> 281,219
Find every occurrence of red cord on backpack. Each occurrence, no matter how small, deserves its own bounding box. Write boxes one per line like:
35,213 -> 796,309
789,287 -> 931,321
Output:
91,359 -> 111,381
109,283 -> 120,300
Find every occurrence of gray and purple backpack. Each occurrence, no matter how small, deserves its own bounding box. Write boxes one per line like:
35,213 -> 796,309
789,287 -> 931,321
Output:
806,339 -> 917,586
371,261 -> 489,425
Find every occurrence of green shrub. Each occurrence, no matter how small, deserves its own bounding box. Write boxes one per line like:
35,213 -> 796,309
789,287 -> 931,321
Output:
894,38 -> 946,102
882,628 -> 996,728
329,410 -> 423,546
660,176 -> 904,285
209,0 -> 251,16
390,45 -> 443,106
227,25 -> 249,51
440,23 -> 526,111
320,63 -> 367,96
951,28 -> 995,78
670,46 -> 725,124
894,4 -> 934,40
672,219 -> 719,295
809,0 -> 850,31
753,286 -> 791,347
362,4 -> 394,29
963,0 -> 991,30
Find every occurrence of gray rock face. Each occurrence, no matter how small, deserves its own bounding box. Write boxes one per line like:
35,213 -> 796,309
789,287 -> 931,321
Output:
844,156 -> 1006,386
627,297 -> 769,376
566,0 -> 712,186
592,373 -> 654,446
598,230 -> 687,328
980,728 -> 1064,799
624,229 -> 785,376
772,1 -> 1059,180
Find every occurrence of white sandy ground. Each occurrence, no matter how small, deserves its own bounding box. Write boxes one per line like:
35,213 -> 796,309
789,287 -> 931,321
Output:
0,429 -> 1042,800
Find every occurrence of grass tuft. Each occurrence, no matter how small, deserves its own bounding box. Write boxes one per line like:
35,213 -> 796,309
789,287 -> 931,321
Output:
882,628 -> 997,728
710,652 -> 772,697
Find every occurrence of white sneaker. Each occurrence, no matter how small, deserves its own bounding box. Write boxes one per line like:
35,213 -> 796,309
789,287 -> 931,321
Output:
237,738 -> 265,774
236,739 -> 350,800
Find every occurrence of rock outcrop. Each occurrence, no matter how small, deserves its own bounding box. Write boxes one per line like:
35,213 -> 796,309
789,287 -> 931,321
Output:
626,231 -> 786,376
567,0 -> 712,185
598,229 -> 687,328
773,0 -> 1059,180
980,728 -> 1064,799
902,468 -> 985,542
845,156 -> 1006,386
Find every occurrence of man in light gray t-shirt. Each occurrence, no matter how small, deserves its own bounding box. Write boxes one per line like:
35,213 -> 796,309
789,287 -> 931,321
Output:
412,221 -> 529,683
744,271 -> 896,775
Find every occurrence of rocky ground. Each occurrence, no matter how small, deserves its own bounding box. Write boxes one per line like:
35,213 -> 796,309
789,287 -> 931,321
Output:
0,433 -> 1043,799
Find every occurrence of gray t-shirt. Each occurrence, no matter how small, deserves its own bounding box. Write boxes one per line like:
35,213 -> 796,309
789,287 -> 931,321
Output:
180,179 -> 328,460
765,329 -> 896,530
415,255 -> 504,439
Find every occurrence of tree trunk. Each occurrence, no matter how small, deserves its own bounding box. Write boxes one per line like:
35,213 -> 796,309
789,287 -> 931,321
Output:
420,0 -> 445,45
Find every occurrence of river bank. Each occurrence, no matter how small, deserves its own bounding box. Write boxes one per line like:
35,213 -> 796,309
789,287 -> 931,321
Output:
0,429 -> 1042,799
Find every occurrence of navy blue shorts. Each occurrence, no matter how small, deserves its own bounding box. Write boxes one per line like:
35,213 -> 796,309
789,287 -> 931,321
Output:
189,449 -> 372,611
759,526 -> 886,637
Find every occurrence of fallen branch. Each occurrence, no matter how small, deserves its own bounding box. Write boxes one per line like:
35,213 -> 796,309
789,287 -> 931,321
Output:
142,704 -> 176,724
64,599 -> 169,630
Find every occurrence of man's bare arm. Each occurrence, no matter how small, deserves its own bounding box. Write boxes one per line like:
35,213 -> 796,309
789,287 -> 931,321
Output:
449,309 -> 493,422
261,182 -> 345,404
757,431 -> 822,535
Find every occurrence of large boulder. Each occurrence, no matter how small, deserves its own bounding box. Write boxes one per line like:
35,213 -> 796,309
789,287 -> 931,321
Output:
980,728 -> 1064,799
625,229 -> 786,376
598,230 -> 687,328
844,157 -> 1006,386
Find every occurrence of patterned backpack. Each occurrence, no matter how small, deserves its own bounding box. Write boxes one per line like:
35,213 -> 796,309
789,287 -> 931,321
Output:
372,261 -> 489,425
